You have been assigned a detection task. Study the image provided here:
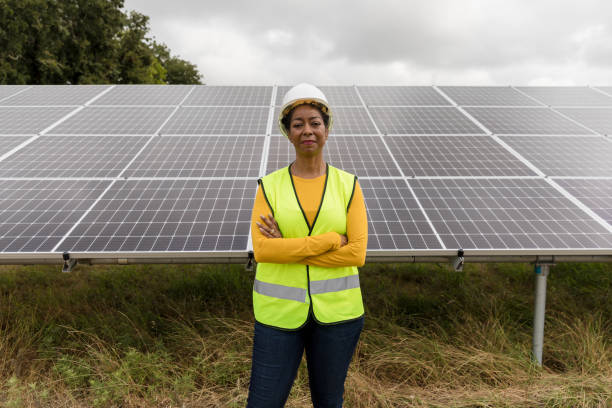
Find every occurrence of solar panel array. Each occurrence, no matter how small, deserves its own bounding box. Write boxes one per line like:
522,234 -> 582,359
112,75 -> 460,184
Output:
1,85 -> 611,260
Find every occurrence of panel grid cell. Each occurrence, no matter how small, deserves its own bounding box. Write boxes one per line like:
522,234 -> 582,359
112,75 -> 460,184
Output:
275,86 -> 362,106
184,86 -> 272,106
49,107 -> 175,135
0,86 -> 31,101
370,107 -> 484,135
358,86 -> 451,106
59,179 -> 255,252
555,179 -> 612,225
0,179 -> 111,252
266,136 -> 401,177
502,136 -> 612,177
92,85 -> 193,106
410,178 -> 612,250
386,136 -> 536,177
272,107 -> 377,135
0,136 -> 149,178
0,85 -> 111,106
360,178 -> 443,250
465,107 -> 595,135
0,136 -> 31,156
123,136 -> 264,177
516,87 -> 612,107
439,86 -> 542,106
0,107 -> 76,134
161,107 -> 268,135
555,108 -> 612,135
595,87 -> 612,97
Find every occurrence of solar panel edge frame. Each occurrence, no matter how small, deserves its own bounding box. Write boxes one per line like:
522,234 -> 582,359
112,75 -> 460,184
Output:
2,248 -> 612,265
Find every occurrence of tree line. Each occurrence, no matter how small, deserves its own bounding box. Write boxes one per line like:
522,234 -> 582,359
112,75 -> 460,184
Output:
0,0 -> 203,84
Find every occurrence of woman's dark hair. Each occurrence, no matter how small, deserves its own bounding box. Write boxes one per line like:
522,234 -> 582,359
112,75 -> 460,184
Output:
281,102 -> 330,133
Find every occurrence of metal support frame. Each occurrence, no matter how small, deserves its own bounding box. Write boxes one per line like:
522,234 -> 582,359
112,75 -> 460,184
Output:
62,251 -> 77,273
532,257 -> 554,365
245,251 -> 254,272
453,249 -> 465,271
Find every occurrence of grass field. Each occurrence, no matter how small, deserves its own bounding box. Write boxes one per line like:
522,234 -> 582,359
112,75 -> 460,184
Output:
0,261 -> 610,407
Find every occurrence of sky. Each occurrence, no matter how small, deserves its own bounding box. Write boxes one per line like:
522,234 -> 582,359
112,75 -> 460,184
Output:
123,0 -> 612,86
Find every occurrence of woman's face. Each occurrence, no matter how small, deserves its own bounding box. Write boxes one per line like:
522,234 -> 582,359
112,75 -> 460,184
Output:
287,104 -> 329,158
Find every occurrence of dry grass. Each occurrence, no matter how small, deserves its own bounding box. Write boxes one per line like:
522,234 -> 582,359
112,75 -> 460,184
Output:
0,262 -> 610,407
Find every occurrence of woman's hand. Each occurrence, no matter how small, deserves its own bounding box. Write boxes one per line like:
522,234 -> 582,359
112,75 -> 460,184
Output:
339,234 -> 348,247
257,214 -> 282,238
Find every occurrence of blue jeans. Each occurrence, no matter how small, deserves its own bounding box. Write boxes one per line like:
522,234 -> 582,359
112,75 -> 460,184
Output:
246,316 -> 364,408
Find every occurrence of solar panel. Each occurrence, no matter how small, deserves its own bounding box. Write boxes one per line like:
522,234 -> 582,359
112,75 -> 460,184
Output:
272,107 -> 377,135
370,107 -> 484,135
0,136 -> 149,178
502,136 -> 612,177
410,178 -> 612,249
0,136 -> 31,156
465,107 -> 595,135
0,85 -> 111,106
438,86 -> 543,106
555,108 -> 612,135
123,135 -> 264,178
266,136 -> 402,177
0,107 -> 76,134
515,87 -> 612,106
0,85 -> 611,261
48,107 -> 175,135
276,86 -> 362,106
161,107 -> 268,135
0,179 -> 111,252
358,86 -> 451,106
184,86 -> 272,106
59,179 -> 255,252
0,85 -> 30,101
555,179 -> 612,225
92,85 -> 193,106
360,178 -> 443,250
386,135 -> 536,177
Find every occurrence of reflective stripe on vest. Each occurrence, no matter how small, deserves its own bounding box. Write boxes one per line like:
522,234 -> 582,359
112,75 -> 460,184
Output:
310,274 -> 360,295
253,279 -> 307,303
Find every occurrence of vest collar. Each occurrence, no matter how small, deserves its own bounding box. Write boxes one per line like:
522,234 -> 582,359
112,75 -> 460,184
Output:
288,162 -> 329,236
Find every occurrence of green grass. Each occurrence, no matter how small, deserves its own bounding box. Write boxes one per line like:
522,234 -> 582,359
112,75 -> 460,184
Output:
0,262 -> 610,407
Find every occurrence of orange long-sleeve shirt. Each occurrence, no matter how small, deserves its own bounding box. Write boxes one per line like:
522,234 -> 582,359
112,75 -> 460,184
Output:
251,173 -> 368,267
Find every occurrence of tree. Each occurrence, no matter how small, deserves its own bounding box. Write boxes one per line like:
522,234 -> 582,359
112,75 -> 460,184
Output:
0,0 -> 203,84
152,42 -> 202,85
116,11 -> 166,84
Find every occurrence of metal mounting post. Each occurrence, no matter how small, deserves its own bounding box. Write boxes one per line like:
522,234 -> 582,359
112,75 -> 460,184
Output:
62,251 -> 77,273
532,258 -> 553,365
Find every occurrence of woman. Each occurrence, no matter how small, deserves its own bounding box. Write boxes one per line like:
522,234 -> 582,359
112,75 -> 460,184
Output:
247,83 -> 368,408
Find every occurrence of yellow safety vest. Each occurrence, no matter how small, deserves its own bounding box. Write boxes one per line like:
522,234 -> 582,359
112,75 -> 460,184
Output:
253,163 -> 364,330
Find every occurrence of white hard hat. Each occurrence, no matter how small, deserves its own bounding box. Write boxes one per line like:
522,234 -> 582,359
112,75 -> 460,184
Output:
278,83 -> 333,137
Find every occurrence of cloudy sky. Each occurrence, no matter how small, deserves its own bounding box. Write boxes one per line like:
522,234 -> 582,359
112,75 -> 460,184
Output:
123,0 -> 612,86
